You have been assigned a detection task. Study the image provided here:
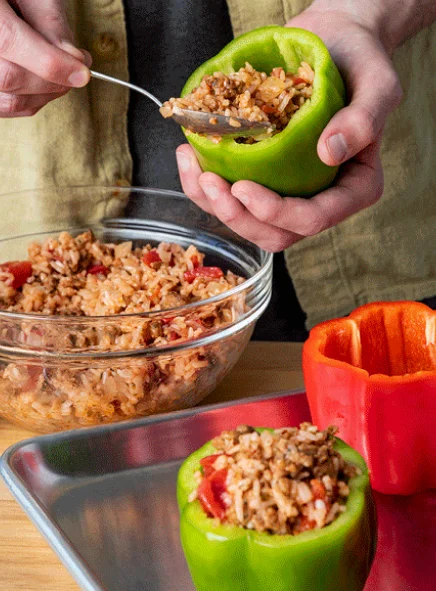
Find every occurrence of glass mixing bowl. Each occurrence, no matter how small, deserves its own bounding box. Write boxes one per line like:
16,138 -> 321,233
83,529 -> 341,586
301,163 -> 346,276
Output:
0,187 -> 272,433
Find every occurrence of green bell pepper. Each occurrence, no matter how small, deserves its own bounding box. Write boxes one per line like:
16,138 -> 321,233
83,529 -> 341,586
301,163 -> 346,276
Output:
181,26 -> 346,196
177,433 -> 376,591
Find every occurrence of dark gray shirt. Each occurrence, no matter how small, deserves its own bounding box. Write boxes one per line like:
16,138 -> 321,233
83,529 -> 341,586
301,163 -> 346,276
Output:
124,0 -> 234,190
123,0 -> 307,340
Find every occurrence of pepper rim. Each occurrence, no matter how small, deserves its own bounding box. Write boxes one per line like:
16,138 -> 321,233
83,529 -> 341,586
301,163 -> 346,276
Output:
303,300 -> 436,383
178,434 -> 370,547
180,26 -> 345,155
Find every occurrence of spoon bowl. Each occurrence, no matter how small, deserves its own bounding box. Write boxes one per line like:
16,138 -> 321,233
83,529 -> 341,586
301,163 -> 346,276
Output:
90,70 -> 274,138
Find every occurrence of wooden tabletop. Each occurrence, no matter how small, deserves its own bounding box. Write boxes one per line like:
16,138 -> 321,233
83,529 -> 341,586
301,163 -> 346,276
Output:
0,341 -> 304,591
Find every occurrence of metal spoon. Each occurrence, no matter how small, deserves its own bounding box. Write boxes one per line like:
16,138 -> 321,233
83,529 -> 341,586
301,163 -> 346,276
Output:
90,70 -> 274,138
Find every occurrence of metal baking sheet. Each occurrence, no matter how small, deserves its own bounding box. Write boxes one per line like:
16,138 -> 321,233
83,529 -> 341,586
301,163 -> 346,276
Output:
1,390 -> 436,591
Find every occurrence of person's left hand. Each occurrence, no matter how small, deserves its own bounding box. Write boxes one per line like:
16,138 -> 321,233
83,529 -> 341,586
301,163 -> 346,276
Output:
176,2 -> 402,253
176,137 -> 383,253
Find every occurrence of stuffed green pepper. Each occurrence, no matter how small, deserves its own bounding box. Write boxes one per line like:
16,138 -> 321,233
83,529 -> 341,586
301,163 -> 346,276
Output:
177,423 -> 376,591
161,27 -> 346,196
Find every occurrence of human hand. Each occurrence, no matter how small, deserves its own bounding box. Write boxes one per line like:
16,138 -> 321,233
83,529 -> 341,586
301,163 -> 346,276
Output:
0,0 -> 91,117
177,0 -> 403,252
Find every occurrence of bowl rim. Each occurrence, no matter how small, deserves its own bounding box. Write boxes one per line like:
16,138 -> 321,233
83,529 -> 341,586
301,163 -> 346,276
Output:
0,185 -> 273,323
0,186 -> 273,359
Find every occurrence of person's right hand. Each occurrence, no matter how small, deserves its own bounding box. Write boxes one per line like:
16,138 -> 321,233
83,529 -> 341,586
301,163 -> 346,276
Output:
0,0 -> 91,117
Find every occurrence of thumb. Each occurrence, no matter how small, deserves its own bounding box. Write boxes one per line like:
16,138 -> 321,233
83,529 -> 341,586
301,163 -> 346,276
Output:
317,52 -> 402,166
17,0 -> 90,64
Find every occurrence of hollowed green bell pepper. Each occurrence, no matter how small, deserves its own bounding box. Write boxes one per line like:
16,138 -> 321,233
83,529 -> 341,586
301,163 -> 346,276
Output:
181,26 -> 346,196
177,433 -> 376,591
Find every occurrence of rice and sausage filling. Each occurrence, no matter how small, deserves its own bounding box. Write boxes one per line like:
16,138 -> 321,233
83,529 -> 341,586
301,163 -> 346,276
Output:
0,232 -> 247,430
160,61 -> 314,143
0,230 -> 243,318
192,423 -> 358,535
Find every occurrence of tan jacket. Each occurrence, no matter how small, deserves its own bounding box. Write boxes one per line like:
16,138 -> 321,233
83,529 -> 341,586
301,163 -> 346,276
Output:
0,0 -> 434,327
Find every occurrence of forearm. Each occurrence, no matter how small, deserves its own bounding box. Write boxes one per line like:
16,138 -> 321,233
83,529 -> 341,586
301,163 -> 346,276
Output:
307,0 -> 436,53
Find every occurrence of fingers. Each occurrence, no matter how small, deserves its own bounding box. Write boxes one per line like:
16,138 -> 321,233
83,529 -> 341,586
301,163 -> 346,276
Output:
232,139 -> 383,237
318,41 -> 402,166
14,0 -> 73,43
0,1 -> 89,87
16,0 -> 90,64
198,172 -> 299,252
0,57 -> 66,94
79,49 -> 93,68
178,138 -> 383,252
177,144 -> 299,251
176,145 -> 214,214
0,89 -> 66,117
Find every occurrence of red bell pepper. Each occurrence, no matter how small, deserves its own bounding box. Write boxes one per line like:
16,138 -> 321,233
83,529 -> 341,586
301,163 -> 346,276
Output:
302,301 -> 436,495
143,249 -> 162,266
0,261 -> 32,289
184,266 -> 224,284
87,264 -> 109,276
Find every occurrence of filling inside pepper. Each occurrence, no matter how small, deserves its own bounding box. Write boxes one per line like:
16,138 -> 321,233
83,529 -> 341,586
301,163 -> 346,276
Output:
190,423 -> 358,535
160,61 -> 314,143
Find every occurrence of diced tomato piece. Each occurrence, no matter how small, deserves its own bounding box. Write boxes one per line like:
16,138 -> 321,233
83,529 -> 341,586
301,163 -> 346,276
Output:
184,266 -> 224,284
295,515 -> 317,533
23,365 -> 43,392
310,479 -> 327,500
191,255 -> 200,268
198,478 -> 226,520
261,105 -> 277,114
143,249 -> 162,266
184,270 -> 196,283
87,264 -> 109,276
161,316 -> 175,326
0,261 -> 32,289
291,76 -> 306,85
200,454 -> 221,477
209,469 -> 228,506
197,468 -> 228,520
169,331 -> 178,341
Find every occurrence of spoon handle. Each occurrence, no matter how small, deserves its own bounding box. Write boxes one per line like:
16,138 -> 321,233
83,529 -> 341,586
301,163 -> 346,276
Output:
90,70 -> 163,108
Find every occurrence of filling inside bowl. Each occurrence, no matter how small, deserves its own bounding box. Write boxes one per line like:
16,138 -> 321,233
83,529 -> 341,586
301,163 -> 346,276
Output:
191,423 -> 357,535
160,61 -> 314,143
0,231 -> 249,431
0,230 -> 244,319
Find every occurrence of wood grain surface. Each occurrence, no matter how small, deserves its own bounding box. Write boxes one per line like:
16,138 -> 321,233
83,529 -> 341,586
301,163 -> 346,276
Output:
0,341 -> 304,591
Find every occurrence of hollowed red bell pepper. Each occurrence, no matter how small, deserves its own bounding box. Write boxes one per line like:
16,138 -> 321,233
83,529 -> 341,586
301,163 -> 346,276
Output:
303,301 -> 436,495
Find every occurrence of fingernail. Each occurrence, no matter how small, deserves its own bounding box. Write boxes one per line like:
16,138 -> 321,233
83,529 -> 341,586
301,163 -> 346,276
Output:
80,49 -> 93,68
326,133 -> 348,163
176,151 -> 191,173
59,41 -> 86,60
60,42 -> 93,67
68,69 -> 90,87
202,183 -> 219,200
235,191 -> 249,206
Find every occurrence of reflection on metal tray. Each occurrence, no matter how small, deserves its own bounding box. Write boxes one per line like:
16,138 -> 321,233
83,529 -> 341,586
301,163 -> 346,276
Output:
2,390 -> 436,591
0,390 -> 310,591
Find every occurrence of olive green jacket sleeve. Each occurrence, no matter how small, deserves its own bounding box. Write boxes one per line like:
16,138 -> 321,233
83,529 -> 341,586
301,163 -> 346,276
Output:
0,0 -> 434,328
0,0 -> 132,239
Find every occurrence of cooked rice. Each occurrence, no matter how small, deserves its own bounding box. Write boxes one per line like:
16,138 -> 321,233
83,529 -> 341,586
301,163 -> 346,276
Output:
192,423 -> 358,535
0,231 -> 248,432
160,61 -> 314,143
